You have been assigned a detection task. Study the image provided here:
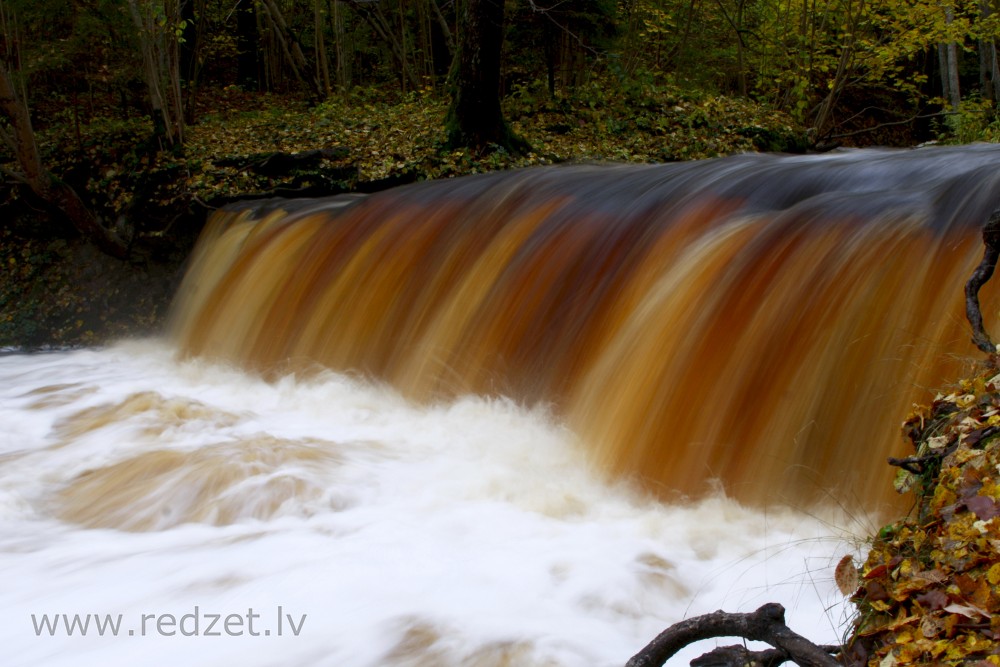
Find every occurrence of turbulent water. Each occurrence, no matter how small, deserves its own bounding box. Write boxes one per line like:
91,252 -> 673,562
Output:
173,144 -> 1000,509
8,144 -> 1000,665
0,342 -> 859,666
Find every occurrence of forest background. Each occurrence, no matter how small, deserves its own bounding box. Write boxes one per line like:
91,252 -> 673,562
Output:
2,0 -> 1000,347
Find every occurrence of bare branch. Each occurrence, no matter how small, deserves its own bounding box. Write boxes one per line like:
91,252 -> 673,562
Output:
524,0 -> 603,59
966,209 -> 1000,354
625,603 -> 840,667
341,0 -> 421,90
824,110 -> 953,141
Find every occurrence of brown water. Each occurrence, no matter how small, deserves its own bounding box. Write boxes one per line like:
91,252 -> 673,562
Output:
170,146 -> 1000,511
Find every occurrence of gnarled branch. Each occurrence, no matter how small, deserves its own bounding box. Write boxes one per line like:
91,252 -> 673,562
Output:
625,603 -> 840,667
966,209 -> 1000,354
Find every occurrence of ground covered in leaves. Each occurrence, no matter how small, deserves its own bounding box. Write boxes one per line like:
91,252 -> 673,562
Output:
849,362 -> 1000,665
0,78 -> 804,348
31,78 -> 803,222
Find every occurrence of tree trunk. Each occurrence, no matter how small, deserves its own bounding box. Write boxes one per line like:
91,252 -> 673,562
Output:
165,0 -> 185,143
445,0 -> 526,152
545,21 -> 556,96
947,39 -> 961,110
940,6 -> 961,110
315,0 -> 332,96
991,41 -> 1000,104
714,0 -> 748,96
979,0 -> 1000,103
663,0 -> 700,72
0,65 -> 130,258
330,0 -> 350,90
398,0 -> 408,91
236,0 -> 261,89
429,0 -> 455,65
179,0 -> 206,124
127,0 -> 185,149
344,0 -> 421,91
811,0 -> 864,137
416,0 -> 434,84
259,0 -> 325,99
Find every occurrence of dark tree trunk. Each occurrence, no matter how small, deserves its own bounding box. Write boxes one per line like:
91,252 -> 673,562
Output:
0,65 -> 130,258
544,20 -> 556,96
445,0 -> 527,152
236,0 -> 261,90
180,0 -> 203,124
344,0 -> 421,92
180,0 -> 198,83
259,0 -> 324,99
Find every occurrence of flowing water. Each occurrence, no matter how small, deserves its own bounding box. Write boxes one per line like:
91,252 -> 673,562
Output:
174,144 -> 1000,509
0,343 -> 856,666
4,145 -> 1000,666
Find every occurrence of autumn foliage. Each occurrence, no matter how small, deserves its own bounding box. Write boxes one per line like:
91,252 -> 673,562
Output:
850,364 -> 1000,665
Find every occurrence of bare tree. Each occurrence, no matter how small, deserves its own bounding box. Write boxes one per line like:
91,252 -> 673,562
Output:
343,0 -> 421,91
259,0 -> 325,99
0,6 -> 130,257
127,0 -> 185,148
330,0 -> 350,90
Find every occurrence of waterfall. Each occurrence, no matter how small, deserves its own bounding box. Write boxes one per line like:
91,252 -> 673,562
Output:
14,146 -> 1000,665
170,144 -> 1000,510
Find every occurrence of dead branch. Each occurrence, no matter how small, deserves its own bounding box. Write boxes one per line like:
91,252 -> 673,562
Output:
887,449 -> 954,475
822,110 -> 953,142
625,603 -> 840,667
966,209 -> 1000,354
690,644 -> 789,666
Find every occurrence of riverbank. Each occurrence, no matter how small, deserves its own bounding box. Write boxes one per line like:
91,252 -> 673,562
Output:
0,222 -> 189,349
1,81 -> 806,348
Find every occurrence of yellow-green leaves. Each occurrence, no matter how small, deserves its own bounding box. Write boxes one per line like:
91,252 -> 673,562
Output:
853,366 -> 1000,665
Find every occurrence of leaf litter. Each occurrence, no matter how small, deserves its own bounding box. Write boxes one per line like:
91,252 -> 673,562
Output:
847,365 -> 1000,666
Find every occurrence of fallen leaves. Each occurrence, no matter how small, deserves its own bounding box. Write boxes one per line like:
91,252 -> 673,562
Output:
4,78 -> 804,233
838,554 -> 861,596
850,365 -> 1000,665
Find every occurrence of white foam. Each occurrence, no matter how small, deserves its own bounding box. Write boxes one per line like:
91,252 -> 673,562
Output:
0,340 -> 864,666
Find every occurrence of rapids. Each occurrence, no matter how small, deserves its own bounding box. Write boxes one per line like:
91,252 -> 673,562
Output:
0,342 -> 857,666
5,144 -> 1000,665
